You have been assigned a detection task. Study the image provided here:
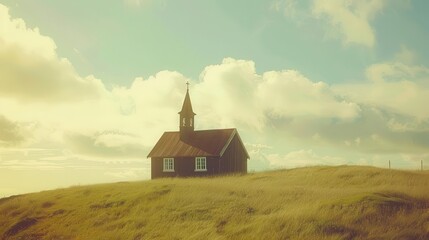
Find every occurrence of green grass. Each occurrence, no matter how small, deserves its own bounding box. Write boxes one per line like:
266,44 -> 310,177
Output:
1,165 -> 428,239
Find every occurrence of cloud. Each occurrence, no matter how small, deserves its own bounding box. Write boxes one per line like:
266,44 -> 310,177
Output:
246,143 -> 272,171
0,4 -> 56,59
334,51 -> 429,119
273,0 -> 386,47
0,115 -> 25,147
266,149 -> 346,168
387,118 -> 429,133
324,48 -> 429,154
0,4 -> 105,102
188,54 -> 427,156
195,59 -> 429,157
297,107 -> 429,154
194,58 -> 360,131
104,168 -> 146,179
0,148 -> 67,170
311,0 -> 385,47
394,45 -> 417,64
64,131 -> 149,159
258,70 -> 360,119
271,0 -> 305,20
108,70 -> 191,145
123,0 -> 154,8
195,58 -> 266,130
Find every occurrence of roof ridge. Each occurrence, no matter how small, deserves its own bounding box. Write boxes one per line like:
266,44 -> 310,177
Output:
147,128 -> 240,158
163,128 -> 236,133
193,128 -> 236,132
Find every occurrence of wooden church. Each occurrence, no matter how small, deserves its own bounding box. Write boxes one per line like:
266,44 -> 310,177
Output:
147,84 -> 249,179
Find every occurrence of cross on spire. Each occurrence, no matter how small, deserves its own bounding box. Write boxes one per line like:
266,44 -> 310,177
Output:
179,82 -> 195,141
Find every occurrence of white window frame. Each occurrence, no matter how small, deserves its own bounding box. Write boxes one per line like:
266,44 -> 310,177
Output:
195,157 -> 207,172
163,158 -> 174,172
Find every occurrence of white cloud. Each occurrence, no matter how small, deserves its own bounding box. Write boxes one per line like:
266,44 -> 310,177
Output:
195,58 -> 266,130
387,118 -> 429,133
123,0 -> 154,8
0,115 -> 25,147
320,48 -> 429,154
394,45 -> 417,64
258,70 -> 360,119
272,0 -> 302,19
266,149 -> 346,168
366,62 -> 429,84
311,0 -> 385,47
194,58 -> 360,132
104,169 -> 145,179
273,0 -> 386,47
64,131 -> 148,159
0,148 -> 67,170
0,4 -> 106,102
334,50 -> 429,119
0,4 -> 56,59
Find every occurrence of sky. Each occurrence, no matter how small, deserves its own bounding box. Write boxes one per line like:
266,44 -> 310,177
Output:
1,0 -> 429,197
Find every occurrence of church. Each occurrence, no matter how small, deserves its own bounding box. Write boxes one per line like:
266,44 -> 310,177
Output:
147,83 -> 249,179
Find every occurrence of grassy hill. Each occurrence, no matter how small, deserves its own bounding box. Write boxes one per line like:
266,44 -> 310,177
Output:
1,166 -> 428,240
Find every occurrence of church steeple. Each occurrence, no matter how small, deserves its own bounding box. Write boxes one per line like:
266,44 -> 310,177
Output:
179,82 -> 196,141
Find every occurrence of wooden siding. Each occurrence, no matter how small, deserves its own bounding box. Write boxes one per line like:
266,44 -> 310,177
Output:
151,157 -> 220,179
219,134 -> 247,174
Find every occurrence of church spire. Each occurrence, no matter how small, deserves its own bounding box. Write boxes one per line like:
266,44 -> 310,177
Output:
179,82 -> 195,141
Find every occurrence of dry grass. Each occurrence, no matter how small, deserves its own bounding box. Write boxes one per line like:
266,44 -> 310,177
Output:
0,165 -> 428,239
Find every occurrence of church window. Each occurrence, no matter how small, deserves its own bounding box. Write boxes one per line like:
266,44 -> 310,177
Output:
195,157 -> 207,171
163,158 -> 174,172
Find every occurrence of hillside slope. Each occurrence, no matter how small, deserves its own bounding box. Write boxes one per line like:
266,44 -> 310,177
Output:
1,166 -> 428,240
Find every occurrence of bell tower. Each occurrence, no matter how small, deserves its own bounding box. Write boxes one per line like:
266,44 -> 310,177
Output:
179,82 -> 195,141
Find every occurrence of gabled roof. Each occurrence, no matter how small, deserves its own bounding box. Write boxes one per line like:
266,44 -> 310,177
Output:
147,128 -> 249,158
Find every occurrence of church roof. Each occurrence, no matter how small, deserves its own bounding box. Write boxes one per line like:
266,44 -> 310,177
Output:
147,128 -> 249,158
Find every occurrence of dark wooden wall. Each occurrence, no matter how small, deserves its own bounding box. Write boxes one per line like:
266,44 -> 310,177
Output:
219,135 -> 247,174
151,156 -> 220,179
